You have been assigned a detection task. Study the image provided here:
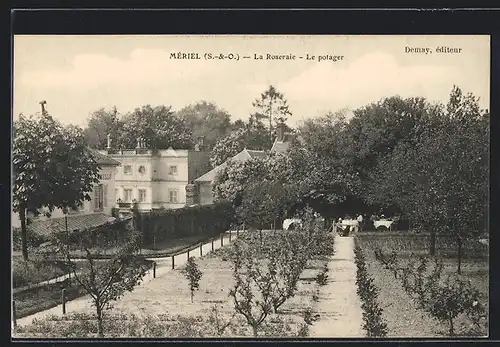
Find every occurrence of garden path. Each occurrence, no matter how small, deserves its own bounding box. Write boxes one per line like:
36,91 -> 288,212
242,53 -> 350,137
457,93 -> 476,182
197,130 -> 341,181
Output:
310,235 -> 364,338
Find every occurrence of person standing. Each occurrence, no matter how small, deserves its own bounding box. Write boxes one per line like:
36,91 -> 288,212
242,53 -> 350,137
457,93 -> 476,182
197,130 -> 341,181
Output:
357,214 -> 364,232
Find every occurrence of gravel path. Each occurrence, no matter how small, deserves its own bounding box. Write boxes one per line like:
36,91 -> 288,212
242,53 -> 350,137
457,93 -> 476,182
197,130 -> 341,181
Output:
309,235 -> 364,338
13,231 -> 243,329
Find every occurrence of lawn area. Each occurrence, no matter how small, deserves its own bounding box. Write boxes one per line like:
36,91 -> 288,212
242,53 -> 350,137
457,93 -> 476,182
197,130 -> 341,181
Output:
356,232 -> 489,337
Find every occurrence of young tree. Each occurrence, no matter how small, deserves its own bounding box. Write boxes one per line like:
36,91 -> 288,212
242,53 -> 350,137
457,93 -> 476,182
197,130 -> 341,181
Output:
228,241 -> 274,337
13,111 -> 101,260
55,230 -> 150,337
182,256 -> 204,303
176,101 -> 232,150
252,85 -> 292,148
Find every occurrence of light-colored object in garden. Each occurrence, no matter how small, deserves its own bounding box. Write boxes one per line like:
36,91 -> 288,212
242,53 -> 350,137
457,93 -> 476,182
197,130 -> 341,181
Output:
374,219 -> 394,230
283,218 -> 302,230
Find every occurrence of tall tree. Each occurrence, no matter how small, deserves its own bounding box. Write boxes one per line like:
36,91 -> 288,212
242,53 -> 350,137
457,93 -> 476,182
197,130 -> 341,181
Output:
176,101 -> 232,149
252,85 -> 292,148
84,107 -> 123,149
210,128 -> 248,168
368,86 -> 489,258
13,110 -> 101,260
118,105 -> 193,149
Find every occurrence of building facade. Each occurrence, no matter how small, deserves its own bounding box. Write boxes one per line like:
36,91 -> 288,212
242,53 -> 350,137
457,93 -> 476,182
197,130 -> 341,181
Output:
100,138 -> 211,213
11,149 -> 121,228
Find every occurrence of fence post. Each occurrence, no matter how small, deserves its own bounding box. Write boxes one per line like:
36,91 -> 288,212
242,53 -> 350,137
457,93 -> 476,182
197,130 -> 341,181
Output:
211,238 -> 214,251
12,301 -> 17,328
172,255 -> 175,270
153,262 -> 156,278
229,230 -> 232,242
243,222 -> 245,232
187,249 -> 190,260
237,227 -> 239,237
200,243 -> 203,256
221,233 -> 224,247
62,289 -> 66,314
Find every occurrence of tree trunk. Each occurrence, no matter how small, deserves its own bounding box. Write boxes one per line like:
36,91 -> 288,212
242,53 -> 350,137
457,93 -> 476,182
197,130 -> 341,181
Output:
457,235 -> 463,275
252,324 -> 258,337
191,291 -> 194,303
448,314 -> 454,336
19,204 -> 29,261
259,229 -> 263,244
96,304 -> 104,337
429,230 -> 436,256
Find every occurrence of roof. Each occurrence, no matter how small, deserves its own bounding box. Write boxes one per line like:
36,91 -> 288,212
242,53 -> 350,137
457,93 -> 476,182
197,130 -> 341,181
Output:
88,148 -> 121,166
271,133 -> 295,153
27,213 -> 117,237
194,149 -> 267,183
245,149 -> 267,159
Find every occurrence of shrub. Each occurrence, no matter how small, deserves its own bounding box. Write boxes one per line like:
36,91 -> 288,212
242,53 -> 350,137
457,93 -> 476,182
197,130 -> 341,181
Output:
137,201 -> 234,244
353,238 -> 388,338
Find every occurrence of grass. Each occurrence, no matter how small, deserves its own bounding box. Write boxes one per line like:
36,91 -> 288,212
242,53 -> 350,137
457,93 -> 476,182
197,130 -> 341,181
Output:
356,233 -> 489,337
13,279 -> 87,319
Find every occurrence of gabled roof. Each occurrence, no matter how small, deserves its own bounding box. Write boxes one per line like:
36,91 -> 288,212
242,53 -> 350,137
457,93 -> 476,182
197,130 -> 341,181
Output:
27,213 -> 117,238
88,148 -> 121,166
195,149 -> 267,183
271,133 -> 296,154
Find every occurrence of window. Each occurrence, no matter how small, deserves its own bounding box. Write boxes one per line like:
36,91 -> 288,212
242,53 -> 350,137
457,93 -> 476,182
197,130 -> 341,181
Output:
124,189 -> 133,202
101,173 -> 112,180
139,189 -> 147,203
124,165 -> 132,175
168,165 -> 178,175
138,166 -> 146,174
94,184 -> 104,210
103,184 -> 108,208
168,189 -> 178,203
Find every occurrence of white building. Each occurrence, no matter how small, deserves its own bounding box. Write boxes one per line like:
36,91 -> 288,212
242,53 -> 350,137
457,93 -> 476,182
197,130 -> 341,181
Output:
100,137 -> 211,213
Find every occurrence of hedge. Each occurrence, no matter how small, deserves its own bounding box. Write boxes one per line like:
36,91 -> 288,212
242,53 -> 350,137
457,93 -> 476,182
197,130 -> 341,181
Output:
137,201 -> 235,244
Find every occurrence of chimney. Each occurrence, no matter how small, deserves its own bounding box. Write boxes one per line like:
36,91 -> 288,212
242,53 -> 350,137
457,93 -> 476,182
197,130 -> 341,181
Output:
276,122 -> 286,142
107,134 -> 112,149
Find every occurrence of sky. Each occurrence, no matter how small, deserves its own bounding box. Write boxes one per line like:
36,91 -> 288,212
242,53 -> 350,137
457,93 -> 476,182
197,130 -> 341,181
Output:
13,35 -> 490,128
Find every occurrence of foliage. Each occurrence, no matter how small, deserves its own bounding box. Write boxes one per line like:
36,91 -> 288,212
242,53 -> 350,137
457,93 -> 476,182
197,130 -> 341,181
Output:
176,101 -> 232,150
84,107 -> 123,149
353,239 -> 389,337
181,257 -> 203,303
53,230 -> 151,337
12,256 -> 66,288
137,201 -> 234,245
372,247 -> 488,336
252,85 -> 293,147
228,241 -> 274,337
367,86 -> 489,257
209,128 -> 248,168
13,111 -> 101,260
117,105 -> 193,149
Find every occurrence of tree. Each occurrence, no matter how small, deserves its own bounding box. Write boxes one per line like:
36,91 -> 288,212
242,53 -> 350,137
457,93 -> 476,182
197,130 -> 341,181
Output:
55,230 -> 150,337
13,111 -> 101,260
84,107 -> 123,149
252,85 -> 292,148
182,256 -> 203,303
118,105 -> 193,149
368,86 -> 488,259
176,101 -> 232,150
210,128 -> 248,168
